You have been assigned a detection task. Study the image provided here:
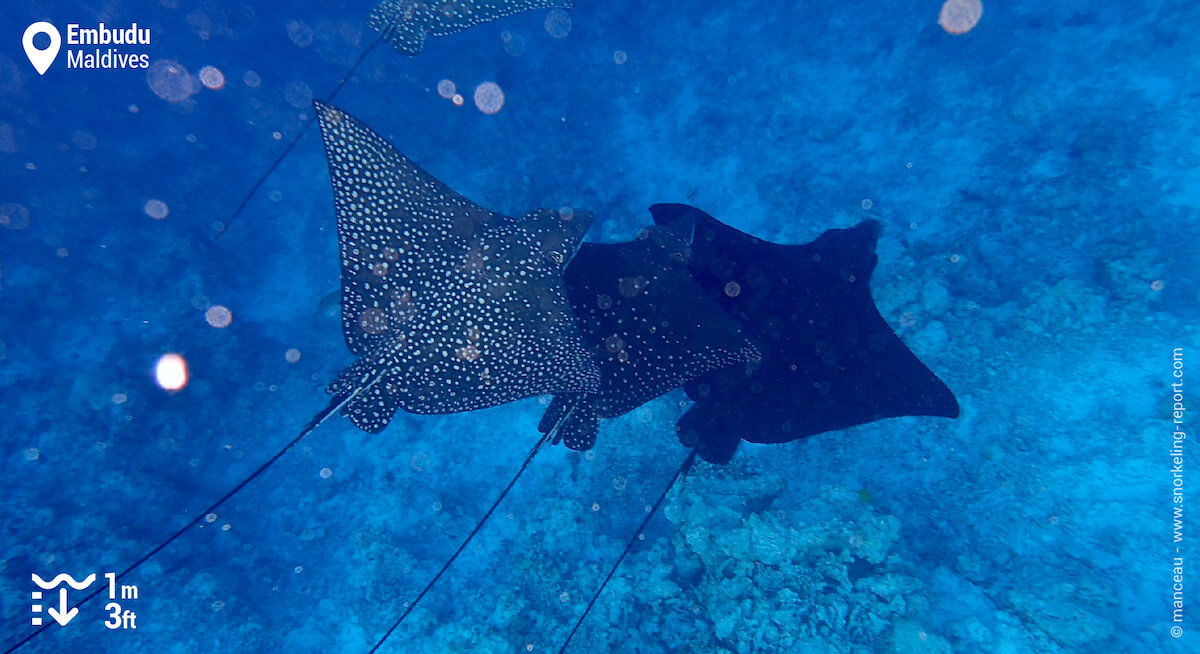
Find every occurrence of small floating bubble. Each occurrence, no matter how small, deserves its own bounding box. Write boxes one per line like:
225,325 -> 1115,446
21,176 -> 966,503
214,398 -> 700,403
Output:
56,248 -> 69,258
618,276 -> 646,297
473,82 -> 505,115
24,448 -> 40,461
211,600 -> 225,611
0,203 -> 31,230
284,81 -> 313,108
205,305 -> 233,328
939,0 -> 983,35
437,79 -> 456,99
452,94 -> 464,106
205,513 -> 218,523
147,60 -> 199,103
285,348 -> 302,363
359,308 -> 389,335
591,502 -> 600,512
861,198 -> 873,210
243,70 -> 262,88
144,199 -> 169,220
723,281 -> 741,298
222,523 -> 231,531
295,566 -> 303,574
432,501 -> 443,512
112,393 -> 127,405
1151,280 -> 1164,291
410,452 -> 428,472
319,467 -> 333,479
287,20 -> 314,47
544,9 -> 572,38
604,334 -> 624,353
199,65 -> 225,90
502,31 -> 526,56
613,50 -> 628,65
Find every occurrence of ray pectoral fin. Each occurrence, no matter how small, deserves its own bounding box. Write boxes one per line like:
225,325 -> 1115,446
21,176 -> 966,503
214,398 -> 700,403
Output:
651,205 -> 959,460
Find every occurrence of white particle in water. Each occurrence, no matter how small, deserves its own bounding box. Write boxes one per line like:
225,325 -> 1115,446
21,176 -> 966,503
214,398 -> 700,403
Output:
284,81 -> 313,108
287,20 -> 314,47
199,65 -> 225,90
155,353 -> 188,391
205,305 -> 232,328
473,82 -> 505,115
544,9 -> 571,38
144,199 -> 169,220
147,60 -> 199,103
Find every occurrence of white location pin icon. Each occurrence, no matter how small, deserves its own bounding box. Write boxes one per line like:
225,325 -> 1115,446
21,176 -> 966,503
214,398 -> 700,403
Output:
22,22 -> 62,76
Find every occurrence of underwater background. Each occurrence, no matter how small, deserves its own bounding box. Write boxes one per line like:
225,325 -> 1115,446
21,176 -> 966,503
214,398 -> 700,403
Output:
1,0 -> 1197,652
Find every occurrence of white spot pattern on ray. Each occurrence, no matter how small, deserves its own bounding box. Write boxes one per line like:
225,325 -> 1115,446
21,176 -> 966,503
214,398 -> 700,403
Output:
315,101 -> 599,432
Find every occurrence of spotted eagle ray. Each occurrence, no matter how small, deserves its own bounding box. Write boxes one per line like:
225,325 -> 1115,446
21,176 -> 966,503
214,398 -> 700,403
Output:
648,203 -> 960,463
371,0 -> 574,54
538,216 -> 760,452
558,205 -> 960,651
314,100 -> 600,429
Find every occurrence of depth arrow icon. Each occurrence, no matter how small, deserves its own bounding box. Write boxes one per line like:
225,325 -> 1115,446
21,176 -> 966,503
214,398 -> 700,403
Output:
46,588 -> 78,626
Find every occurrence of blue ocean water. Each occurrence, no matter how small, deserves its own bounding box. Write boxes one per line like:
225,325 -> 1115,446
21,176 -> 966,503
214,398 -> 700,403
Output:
1,0 -> 1197,652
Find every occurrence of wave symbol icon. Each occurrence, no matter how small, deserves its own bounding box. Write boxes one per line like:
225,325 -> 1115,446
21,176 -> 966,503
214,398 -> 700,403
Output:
31,573 -> 96,590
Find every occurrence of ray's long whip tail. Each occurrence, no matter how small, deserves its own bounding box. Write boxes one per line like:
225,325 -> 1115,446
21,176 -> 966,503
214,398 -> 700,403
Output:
213,32 -> 384,239
367,401 -> 582,653
558,448 -> 698,654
